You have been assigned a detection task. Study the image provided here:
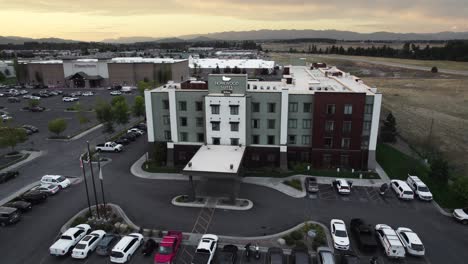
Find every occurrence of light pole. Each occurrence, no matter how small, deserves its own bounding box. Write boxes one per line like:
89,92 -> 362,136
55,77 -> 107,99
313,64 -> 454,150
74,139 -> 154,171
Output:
87,141 -> 100,219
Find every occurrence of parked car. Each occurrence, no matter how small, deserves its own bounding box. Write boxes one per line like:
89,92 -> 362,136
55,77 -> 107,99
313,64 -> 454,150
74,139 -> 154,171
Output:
332,179 -> 352,195
19,189 -> 48,204
192,234 -> 218,264
350,218 -> 378,252
110,233 -> 144,263
96,142 -> 123,152
1,114 -> 12,121
154,230 -> 182,263
31,184 -> 60,195
21,127 -> 33,135
390,180 -> 414,200
0,206 -> 21,226
141,238 -> 157,256
267,247 -> 285,264
49,224 -> 91,256
339,252 -> 360,264
395,227 -> 425,256
63,97 -> 79,102
127,128 -> 144,135
110,91 -> 122,96
41,175 -> 71,189
406,175 -> 433,201
3,200 -> 32,212
82,91 -> 94,96
375,224 -> 405,258
30,106 -> 45,112
96,234 -> 120,256
133,123 -> 147,131
330,219 -> 350,250
7,97 -> 20,103
291,247 -> 310,264
125,132 -> 138,141
217,245 -> 238,264
71,230 -> 106,259
453,208 -> 468,224
0,171 -> 19,183
305,176 -> 319,193
22,125 -> 39,133
115,137 -> 131,145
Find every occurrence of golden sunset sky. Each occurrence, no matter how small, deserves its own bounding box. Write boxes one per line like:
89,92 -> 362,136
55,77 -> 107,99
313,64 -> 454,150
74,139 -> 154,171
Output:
0,0 -> 467,41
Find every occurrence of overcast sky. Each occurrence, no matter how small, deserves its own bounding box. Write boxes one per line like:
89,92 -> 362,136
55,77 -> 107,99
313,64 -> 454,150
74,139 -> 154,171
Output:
0,0 -> 467,41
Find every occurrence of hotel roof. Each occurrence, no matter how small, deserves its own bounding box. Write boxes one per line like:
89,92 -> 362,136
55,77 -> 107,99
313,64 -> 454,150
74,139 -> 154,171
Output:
183,145 -> 245,174
189,57 -> 275,69
110,57 -> 186,64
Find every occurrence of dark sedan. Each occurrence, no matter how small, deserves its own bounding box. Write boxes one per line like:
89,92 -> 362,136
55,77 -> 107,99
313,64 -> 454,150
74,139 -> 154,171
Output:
267,247 -> 284,264
0,171 -> 19,184
96,234 -> 119,256
142,238 -> 157,256
19,190 -> 48,204
218,245 -> 238,264
291,247 -> 310,264
350,218 -> 378,252
3,201 -> 32,212
115,137 -> 131,145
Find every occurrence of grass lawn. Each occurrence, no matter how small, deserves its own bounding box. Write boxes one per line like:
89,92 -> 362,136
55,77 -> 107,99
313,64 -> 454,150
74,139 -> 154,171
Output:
142,161 -> 181,173
376,143 -> 464,209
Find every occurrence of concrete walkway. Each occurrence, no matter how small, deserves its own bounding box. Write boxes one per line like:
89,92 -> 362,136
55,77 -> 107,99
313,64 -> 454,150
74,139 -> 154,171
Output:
68,124 -> 103,141
0,150 -> 45,173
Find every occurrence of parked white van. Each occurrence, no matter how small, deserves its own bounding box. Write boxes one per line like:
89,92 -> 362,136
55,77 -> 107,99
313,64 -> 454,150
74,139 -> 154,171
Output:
390,180 -> 414,200
375,224 -> 406,258
110,233 -> 143,263
41,175 -> 71,189
406,175 -> 433,201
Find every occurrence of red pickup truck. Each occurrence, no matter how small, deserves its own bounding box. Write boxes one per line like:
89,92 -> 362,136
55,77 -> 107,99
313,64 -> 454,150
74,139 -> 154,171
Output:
154,231 -> 183,264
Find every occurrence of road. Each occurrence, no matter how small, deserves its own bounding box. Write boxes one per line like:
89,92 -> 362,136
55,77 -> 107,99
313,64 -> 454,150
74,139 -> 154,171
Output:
317,55 -> 468,76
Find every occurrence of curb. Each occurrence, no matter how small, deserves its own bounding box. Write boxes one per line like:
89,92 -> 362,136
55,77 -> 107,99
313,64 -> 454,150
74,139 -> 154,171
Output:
432,200 -> 453,217
171,195 -> 253,211
0,150 -> 44,173
130,154 -> 188,181
0,181 -> 40,206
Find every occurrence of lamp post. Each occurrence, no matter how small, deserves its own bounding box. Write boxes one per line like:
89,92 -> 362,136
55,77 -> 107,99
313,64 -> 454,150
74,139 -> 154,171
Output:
80,156 -> 92,217
97,153 -> 107,218
87,141 -> 100,219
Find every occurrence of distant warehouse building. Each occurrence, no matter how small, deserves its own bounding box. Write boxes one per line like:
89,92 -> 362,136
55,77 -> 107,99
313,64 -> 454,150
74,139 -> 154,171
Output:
144,65 -> 382,172
17,57 -> 189,88
189,56 -> 275,79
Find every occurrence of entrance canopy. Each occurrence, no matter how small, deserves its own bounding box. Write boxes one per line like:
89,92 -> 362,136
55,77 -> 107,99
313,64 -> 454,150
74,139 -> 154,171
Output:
183,144 -> 245,178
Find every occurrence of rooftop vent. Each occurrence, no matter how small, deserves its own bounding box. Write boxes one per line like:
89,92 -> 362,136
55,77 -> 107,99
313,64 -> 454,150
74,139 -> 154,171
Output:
188,162 -> 192,168
230,164 -> 234,170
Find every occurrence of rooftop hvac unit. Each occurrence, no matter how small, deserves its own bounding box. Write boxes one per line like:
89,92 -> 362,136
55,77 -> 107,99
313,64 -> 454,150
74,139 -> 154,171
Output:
188,162 -> 192,168
230,164 -> 234,170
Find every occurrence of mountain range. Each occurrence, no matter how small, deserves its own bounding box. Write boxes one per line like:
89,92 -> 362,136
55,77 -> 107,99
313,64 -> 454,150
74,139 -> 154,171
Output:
1,29 -> 468,44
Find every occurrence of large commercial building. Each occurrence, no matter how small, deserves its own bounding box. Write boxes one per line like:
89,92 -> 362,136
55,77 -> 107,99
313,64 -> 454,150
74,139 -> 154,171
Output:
189,56 -> 275,78
17,57 -> 189,88
145,64 -> 382,172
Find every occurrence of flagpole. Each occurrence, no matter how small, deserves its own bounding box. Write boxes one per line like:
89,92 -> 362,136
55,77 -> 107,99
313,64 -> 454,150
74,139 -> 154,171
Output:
80,156 -> 92,217
97,153 -> 107,218
87,141 -> 100,219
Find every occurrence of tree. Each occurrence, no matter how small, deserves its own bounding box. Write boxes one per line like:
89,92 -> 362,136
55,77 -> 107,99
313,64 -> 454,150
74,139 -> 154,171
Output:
429,157 -> 450,183
95,100 -> 115,133
132,96 -> 145,118
137,80 -> 152,96
111,95 -> 126,107
48,118 -> 67,136
28,99 -> 40,108
0,127 -> 27,152
4,68 -> 10,76
431,66 -> 438,73
452,176 -> 468,204
380,112 -> 397,143
112,98 -> 129,125
0,71 -> 5,82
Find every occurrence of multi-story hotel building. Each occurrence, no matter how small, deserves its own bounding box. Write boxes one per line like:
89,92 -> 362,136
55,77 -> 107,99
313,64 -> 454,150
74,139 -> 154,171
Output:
145,64 -> 382,172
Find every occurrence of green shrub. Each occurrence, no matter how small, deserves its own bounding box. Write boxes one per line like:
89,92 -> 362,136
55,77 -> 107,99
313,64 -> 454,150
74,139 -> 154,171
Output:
70,216 -> 87,227
313,227 -> 326,249
283,235 -> 295,246
294,240 -> 307,249
290,230 -> 303,240
283,179 -> 303,191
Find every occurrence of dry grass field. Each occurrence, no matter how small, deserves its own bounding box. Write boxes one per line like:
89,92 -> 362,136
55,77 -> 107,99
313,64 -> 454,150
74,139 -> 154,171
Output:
269,53 -> 468,175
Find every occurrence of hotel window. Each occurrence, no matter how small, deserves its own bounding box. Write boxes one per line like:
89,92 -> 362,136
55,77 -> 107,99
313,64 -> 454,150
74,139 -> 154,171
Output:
196,117 -> 204,127
252,135 -> 260,144
163,115 -> 170,125
324,137 -> 333,148
211,104 -> 220,115
180,117 -> 187,127
197,133 -> 204,143
302,135 -> 311,145
365,103 -> 373,114
252,102 -> 260,112
288,135 -> 296,144
230,122 -> 239,132
230,105 -> 239,115
267,154 -> 275,162
251,154 -> 260,161
195,101 -> 203,111
251,119 -> 260,129
163,100 -> 169,110
288,119 -> 297,129
343,121 -> 352,133
230,138 -> 239,146
325,121 -> 335,132
361,138 -> 369,149
288,102 -> 298,112
268,119 -> 276,129
341,138 -> 351,149
363,121 -> 371,131
300,152 -> 310,162
326,104 -> 336,114
180,132 -> 188,142
344,104 -> 353,115
164,131 -> 171,140
179,101 -> 187,111
212,137 -> 220,145
323,154 -> 332,168
340,155 -> 350,167
303,119 -> 312,129
267,135 -> 275,145
211,121 -> 220,131
303,103 -> 312,113
268,103 -> 276,113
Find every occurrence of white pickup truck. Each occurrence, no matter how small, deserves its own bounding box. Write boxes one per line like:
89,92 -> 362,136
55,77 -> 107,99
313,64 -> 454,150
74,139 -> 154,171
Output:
49,224 -> 91,256
192,234 -> 218,264
95,142 -> 123,152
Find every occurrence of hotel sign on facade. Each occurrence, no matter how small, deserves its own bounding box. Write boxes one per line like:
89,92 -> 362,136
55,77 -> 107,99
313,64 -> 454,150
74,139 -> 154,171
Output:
208,74 -> 247,95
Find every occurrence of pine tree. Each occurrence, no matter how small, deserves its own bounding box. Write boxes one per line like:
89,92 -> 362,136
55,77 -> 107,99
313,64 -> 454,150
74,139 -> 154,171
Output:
380,113 -> 397,143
